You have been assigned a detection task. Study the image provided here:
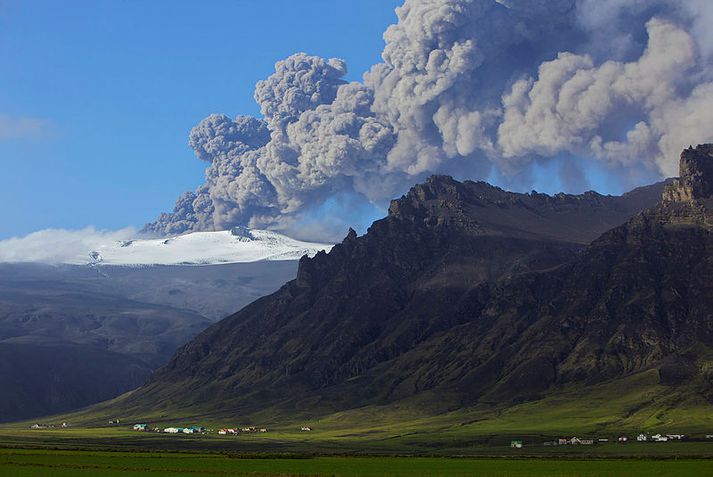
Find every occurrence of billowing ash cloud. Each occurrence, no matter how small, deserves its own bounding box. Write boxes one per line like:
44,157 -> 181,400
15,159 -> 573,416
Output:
146,0 -> 713,240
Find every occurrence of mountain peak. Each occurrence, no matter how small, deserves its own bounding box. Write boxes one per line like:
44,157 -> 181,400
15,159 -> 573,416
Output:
344,227 -> 358,242
663,144 -> 713,204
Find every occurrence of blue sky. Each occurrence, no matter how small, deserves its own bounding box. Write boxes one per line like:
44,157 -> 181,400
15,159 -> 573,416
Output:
0,0 -> 402,239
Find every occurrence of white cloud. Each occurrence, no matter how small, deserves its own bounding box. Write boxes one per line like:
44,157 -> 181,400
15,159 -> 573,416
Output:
0,227 -> 136,264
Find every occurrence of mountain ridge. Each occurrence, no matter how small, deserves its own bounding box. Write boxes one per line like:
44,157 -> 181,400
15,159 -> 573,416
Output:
116,164 -> 689,420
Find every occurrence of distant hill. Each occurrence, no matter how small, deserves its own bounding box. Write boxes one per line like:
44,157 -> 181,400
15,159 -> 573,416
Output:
116,161 -> 684,423
0,230 -> 327,422
0,342 -> 150,422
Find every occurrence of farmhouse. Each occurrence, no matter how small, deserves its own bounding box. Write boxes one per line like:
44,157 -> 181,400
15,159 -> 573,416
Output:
133,424 -> 148,431
301,426 -> 312,432
181,426 -> 206,434
163,427 -> 180,434
510,440 -> 523,449
568,437 -> 594,445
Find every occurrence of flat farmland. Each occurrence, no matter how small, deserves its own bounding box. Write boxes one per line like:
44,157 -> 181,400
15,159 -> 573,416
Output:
1,448 -> 712,477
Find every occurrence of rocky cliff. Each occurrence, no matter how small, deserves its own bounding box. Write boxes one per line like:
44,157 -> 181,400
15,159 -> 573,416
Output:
663,144 -> 713,204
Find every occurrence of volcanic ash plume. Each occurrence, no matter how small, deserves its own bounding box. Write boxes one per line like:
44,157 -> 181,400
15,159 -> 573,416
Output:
145,0 -> 713,241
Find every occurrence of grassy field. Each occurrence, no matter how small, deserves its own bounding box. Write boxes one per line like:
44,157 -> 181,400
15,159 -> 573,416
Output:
1,424 -> 713,458
1,448 -> 712,477
29,369 -> 713,435
7,370 -> 710,453
2,369 -> 713,475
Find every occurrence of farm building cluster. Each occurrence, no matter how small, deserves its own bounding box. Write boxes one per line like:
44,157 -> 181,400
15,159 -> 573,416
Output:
163,426 -> 206,434
130,424 -> 208,434
131,424 -> 270,435
29,422 -> 68,430
636,433 -> 685,442
511,433 -> 692,448
217,427 -> 268,435
542,437 -> 597,446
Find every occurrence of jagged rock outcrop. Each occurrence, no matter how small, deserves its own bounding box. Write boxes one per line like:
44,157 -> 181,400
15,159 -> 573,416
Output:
663,144 -> 713,204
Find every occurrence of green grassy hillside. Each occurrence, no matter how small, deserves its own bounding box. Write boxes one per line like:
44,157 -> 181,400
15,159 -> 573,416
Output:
3,369 -> 712,457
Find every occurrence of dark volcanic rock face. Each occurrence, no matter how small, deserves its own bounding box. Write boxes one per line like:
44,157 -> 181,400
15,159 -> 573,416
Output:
663,144 -> 713,203
125,173 -> 678,413
428,201 -> 713,401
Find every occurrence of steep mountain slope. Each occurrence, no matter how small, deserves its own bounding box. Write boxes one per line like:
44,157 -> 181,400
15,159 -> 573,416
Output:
384,190 -> 713,404
122,173 -> 673,416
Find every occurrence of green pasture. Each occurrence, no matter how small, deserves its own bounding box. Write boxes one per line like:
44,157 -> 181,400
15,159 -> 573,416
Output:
1,448 -> 712,477
0,368 -> 712,473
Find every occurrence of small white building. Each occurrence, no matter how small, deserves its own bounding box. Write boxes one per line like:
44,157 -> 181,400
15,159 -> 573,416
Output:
164,427 -> 180,434
301,426 -> 312,432
651,434 -> 669,442
637,434 -> 648,442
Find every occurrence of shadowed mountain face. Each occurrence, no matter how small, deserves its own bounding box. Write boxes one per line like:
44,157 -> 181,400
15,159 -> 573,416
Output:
124,168 -> 686,416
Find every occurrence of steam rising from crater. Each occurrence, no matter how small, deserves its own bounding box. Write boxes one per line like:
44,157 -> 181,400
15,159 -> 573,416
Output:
146,0 -> 713,241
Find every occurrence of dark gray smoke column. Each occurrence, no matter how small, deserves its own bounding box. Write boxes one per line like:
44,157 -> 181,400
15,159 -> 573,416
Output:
146,0 -> 713,240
